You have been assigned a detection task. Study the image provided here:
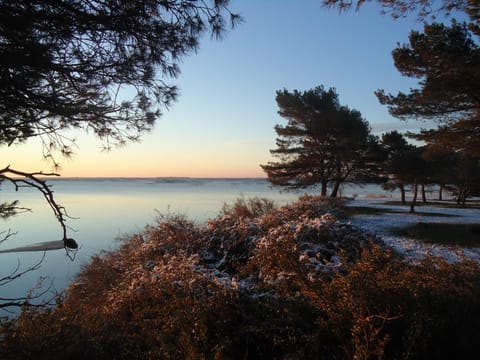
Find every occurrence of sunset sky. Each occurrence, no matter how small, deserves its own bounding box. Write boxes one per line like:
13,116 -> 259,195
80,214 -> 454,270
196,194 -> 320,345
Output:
1,1 -> 449,178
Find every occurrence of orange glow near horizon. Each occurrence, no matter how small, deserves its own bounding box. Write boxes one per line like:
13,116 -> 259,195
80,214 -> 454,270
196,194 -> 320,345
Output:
1,137 -> 269,179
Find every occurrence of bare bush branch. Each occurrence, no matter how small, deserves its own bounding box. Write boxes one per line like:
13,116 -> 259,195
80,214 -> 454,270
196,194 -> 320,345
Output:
0,270 -> 58,310
0,253 -> 46,288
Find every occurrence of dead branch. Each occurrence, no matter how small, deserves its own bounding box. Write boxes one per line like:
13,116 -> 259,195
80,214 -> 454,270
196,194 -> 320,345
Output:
0,165 -> 78,257
0,268 -> 58,310
0,252 -> 46,287
0,229 -> 16,246
0,167 -> 78,308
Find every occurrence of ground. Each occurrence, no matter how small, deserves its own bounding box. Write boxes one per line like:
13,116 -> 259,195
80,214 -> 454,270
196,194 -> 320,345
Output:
346,197 -> 480,262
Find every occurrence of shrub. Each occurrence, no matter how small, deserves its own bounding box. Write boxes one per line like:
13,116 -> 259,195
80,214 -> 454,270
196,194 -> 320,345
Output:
219,196 -> 276,219
1,196 -> 480,359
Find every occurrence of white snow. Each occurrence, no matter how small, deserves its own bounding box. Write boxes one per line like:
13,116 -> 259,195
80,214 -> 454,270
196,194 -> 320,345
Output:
345,197 -> 480,262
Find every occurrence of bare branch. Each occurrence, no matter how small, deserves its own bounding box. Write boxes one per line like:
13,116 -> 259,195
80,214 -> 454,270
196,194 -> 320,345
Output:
0,229 -> 17,246
0,269 -> 58,310
0,166 -> 78,256
0,252 -> 46,287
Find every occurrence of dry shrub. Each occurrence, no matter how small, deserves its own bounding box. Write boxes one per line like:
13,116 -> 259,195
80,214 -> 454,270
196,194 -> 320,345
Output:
270,195 -> 346,221
220,196 -> 276,219
311,248 -> 480,360
1,196 -> 480,359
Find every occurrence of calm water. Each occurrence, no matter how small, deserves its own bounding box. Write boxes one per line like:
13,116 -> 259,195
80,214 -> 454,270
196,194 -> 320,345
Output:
0,178 -> 385,311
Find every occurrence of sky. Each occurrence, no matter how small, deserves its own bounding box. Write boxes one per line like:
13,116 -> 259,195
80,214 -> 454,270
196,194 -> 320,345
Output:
1,1 -> 449,178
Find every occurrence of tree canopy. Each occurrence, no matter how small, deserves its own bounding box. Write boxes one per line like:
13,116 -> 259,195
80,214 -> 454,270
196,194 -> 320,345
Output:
375,21 -> 480,125
261,86 -> 376,197
0,0 -> 240,227
379,130 -> 412,203
322,0 -> 477,22
375,20 -> 480,204
322,0 -> 480,206
0,0 -> 240,164
0,0 -> 239,217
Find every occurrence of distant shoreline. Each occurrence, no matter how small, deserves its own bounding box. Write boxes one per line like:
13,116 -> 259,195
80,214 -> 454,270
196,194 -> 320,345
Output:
41,176 -> 268,181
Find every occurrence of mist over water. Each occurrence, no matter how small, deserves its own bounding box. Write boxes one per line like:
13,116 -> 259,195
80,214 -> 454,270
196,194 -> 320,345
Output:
0,178 -> 386,313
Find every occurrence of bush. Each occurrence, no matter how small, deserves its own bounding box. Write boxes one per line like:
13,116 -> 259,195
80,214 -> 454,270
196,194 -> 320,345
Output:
219,196 -> 276,219
1,196 -> 480,359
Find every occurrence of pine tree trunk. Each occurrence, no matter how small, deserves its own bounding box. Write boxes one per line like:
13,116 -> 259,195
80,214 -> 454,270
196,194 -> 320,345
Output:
421,183 -> 427,203
330,180 -> 341,198
462,183 -> 469,207
410,180 -> 418,213
460,186 -> 467,207
457,183 -> 468,206
400,183 -> 406,204
321,180 -> 327,197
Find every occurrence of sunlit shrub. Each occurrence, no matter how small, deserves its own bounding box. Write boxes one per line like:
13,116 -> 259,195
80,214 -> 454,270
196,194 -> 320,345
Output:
220,196 -> 276,219
1,196 -> 480,359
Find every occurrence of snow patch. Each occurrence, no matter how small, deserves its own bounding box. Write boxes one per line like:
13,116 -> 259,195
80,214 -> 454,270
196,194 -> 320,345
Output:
346,199 -> 480,262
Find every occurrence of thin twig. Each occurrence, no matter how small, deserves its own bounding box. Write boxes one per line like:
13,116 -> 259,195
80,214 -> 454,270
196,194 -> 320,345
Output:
0,252 -> 46,287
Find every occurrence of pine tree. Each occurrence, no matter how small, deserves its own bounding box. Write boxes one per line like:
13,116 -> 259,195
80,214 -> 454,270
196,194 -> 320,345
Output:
261,86 -> 377,197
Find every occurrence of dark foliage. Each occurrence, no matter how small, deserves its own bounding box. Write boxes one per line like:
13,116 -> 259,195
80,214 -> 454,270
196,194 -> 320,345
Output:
375,20 -> 480,205
0,0 -> 240,161
375,21 -> 480,126
322,0 -> 475,22
261,86 -> 379,197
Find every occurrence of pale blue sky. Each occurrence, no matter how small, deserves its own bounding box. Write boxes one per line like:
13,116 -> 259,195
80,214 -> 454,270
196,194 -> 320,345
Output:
2,1 -> 446,177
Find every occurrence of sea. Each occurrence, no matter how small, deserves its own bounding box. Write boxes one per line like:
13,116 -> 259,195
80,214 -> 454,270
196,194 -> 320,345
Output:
0,178 -> 386,313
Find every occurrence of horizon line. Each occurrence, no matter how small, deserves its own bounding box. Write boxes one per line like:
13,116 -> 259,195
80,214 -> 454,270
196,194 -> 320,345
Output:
44,176 -> 268,180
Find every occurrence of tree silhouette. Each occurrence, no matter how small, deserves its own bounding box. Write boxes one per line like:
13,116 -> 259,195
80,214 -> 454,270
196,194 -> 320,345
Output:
0,0 -> 241,163
261,86 -> 376,197
323,1 -> 480,205
414,136 -> 480,205
380,131 -> 412,204
375,22 -> 480,128
376,21 -> 480,204
321,0 -> 475,22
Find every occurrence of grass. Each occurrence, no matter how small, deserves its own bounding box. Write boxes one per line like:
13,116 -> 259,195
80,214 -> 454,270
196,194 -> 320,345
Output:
391,223 -> 480,248
346,201 -> 479,247
381,200 -> 480,209
345,205 -> 457,218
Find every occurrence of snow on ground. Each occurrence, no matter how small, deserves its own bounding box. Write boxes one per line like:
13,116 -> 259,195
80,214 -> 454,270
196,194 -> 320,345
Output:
344,197 -> 480,262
